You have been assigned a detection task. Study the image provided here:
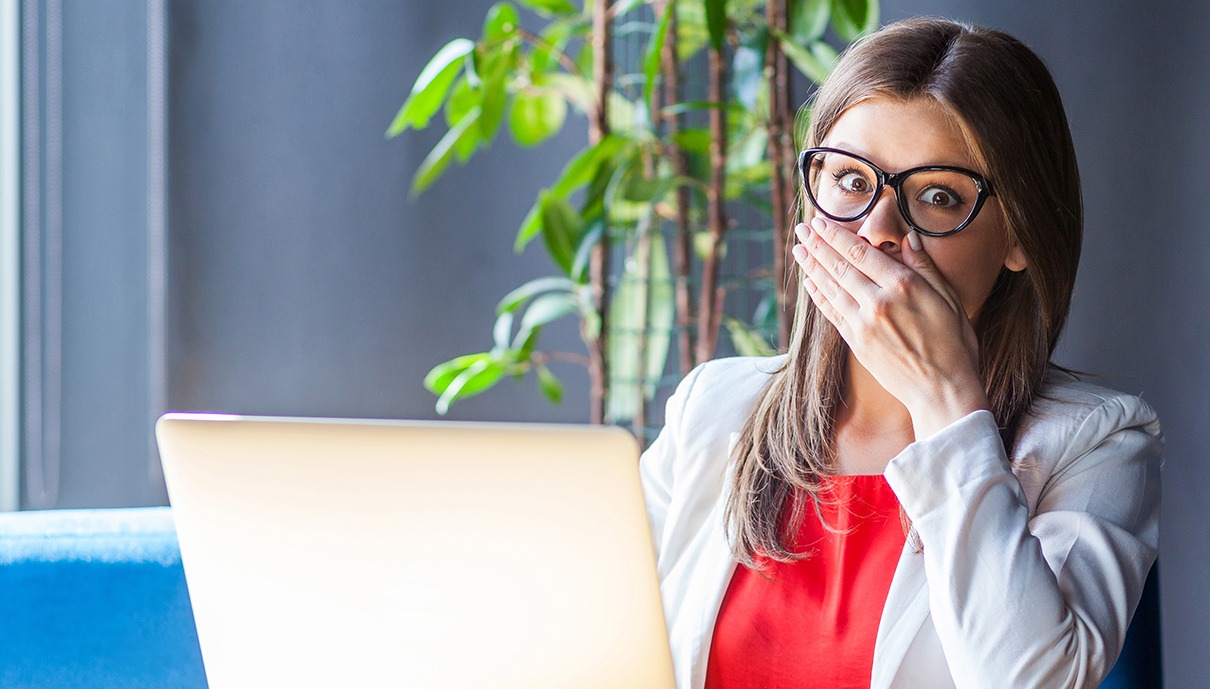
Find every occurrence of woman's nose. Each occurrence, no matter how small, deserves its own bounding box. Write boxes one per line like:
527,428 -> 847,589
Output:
855,189 -> 908,252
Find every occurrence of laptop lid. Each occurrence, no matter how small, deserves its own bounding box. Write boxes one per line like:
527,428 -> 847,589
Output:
156,413 -> 675,689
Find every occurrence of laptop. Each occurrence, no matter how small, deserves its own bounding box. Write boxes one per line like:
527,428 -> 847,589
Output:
156,413 -> 676,689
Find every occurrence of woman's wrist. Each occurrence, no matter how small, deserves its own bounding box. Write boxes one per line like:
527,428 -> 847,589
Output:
906,377 -> 990,441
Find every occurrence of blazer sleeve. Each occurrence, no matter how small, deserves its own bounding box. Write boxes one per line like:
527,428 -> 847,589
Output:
883,397 -> 1162,689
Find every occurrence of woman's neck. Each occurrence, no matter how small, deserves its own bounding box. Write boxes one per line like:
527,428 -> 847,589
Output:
833,354 -> 915,474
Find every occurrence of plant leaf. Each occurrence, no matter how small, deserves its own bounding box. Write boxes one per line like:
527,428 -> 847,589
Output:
772,27 -> 830,85
519,291 -> 580,331
862,0 -> 880,35
444,78 -> 483,160
580,289 -> 602,340
510,89 -> 568,147
544,73 -> 596,113
387,38 -> 475,137
434,355 -> 507,414
515,203 -> 544,253
552,136 -> 627,197
530,20 -> 567,74
704,0 -> 728,53
724,316 -> 777,357
535,363 -> 564,404
671,128 -> 712,154
660,99 -> 738,115
497,276 -> 578,314
483,1 -> 520,41
538,192 -> 582,275
570,217 -> 604,284
517,0 -> 578,17
831,0 -> 877,42
515,136 -> 626,252
612,0 -> 646,16
479,78 -> 508,143
693,231 -> 726,260
606,91 -> 642,136
492,311 -> 515,350
791,0 -> 831,43
445,77 -> 478,128
606,232 -> 674,423
643,1 -> 673,120
411,106 -> 482,195
810,41 -> 839,74
644,234 -> 676,393
512,324 -> 540,357
424,352 -> 490,394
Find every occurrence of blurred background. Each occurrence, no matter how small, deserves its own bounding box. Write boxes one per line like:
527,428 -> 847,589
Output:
3,0 -> 1205,684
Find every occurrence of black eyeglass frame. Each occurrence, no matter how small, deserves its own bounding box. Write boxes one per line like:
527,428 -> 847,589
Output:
798,146 -> 996,237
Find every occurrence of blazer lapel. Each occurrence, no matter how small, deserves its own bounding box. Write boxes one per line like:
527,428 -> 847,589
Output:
870,543 -> 931,689
682,433 -> 743,689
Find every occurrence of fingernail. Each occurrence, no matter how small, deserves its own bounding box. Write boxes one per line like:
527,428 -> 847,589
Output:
810,216 -> 826,232
794,223 -> 809,242
907,231 -> 922,251
791,244 -> 806,261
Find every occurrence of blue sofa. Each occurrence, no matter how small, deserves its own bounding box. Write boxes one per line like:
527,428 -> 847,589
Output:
0,508 -> 207,688
0,507 -> 1161,688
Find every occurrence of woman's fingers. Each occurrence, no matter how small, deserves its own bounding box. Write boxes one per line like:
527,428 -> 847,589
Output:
791,231 -> 861,324
793,243 -> 854,340
795,219 -> 881,302
802,217 -> 966,319
806,217 -> 904,290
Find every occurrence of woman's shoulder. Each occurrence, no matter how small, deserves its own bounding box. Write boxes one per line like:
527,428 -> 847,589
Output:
688,354 -> 787,390
674,355 -> 785,413
656,355 -> 785,446
1013,368 -> 1163,466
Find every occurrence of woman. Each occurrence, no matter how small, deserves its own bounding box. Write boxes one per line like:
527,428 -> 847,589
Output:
640,18 -> 1162,689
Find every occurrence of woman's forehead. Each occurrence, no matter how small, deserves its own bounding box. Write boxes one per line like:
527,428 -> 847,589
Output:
821,97 -> 980,171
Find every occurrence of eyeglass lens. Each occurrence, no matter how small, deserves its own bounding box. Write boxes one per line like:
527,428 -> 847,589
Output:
805,150 -> 982,235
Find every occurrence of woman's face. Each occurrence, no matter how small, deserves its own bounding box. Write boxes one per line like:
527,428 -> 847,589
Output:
817,97 -> 1026,321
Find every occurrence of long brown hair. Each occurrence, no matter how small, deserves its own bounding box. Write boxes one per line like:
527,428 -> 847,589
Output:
727,18 -> 1083,566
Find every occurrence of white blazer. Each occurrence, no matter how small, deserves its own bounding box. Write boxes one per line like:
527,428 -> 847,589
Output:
640,356 -> 1162,689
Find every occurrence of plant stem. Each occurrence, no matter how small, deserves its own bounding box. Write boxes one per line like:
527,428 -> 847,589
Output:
586,0 -> 613,425
659,0 -> 696,375
516,27 -> 583,77
765,0 -> 796,350
534,351 -> 593,367
632,43 -> 665,440
695,42 -> 727,364
633,225 -> 652,440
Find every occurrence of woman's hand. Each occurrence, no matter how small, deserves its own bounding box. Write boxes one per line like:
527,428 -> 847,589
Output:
791,216 -> 989,439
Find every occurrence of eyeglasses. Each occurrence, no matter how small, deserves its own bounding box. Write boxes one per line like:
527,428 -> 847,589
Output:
798,147 -> 996,237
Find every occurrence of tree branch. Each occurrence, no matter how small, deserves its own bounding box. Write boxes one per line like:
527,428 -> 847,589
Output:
586,0 -> 613,424
695,43 -> 728,364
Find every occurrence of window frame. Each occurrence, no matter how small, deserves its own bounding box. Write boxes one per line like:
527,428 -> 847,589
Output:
1,0 -> 21,511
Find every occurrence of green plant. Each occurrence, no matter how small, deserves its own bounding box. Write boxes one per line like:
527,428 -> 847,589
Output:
389,0 -> 879,431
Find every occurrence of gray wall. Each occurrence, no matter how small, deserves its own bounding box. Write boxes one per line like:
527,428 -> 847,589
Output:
167,0 -> 590,426
16,0 -> 1208,685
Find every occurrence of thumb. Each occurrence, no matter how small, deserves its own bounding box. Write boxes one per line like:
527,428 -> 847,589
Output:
903,230 -> 962,306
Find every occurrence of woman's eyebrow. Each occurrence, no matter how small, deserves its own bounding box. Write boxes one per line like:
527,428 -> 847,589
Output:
824,141 -> 873,160
823,141 -> 976,171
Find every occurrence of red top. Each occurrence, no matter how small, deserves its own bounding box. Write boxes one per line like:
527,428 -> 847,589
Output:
704,475 -> 906,689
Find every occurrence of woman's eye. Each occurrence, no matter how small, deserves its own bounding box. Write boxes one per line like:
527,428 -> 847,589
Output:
834,171 -> 872,194
916,185 -> 962,208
